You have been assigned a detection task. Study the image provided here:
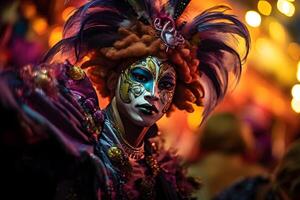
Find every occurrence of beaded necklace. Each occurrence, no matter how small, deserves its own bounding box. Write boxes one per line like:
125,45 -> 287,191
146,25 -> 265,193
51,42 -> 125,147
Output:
107,98 -> 145,160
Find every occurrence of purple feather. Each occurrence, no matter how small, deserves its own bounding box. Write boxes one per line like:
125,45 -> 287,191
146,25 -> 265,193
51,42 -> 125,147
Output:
42,1 -> 250,124
181,5 -> 250,122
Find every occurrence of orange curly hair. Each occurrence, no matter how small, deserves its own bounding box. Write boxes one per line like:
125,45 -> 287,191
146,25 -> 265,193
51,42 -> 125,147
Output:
80,22 -> 203,114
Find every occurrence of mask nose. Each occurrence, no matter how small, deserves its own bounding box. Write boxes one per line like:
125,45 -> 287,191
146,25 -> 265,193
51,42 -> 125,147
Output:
145,84 -> 159,102
144,79 -> 159,101
145,93 -> 159,101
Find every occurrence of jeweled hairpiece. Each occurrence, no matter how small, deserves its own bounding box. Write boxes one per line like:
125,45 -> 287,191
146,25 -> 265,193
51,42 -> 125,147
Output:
44,0 -> 250,123
153,16 -> 185,50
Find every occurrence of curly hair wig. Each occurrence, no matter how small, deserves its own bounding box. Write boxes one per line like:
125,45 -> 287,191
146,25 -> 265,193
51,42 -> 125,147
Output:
43,0 -> 250,122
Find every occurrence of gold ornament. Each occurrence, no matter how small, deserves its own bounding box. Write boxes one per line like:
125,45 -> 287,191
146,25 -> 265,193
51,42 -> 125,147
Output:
34,69 -> 52,88
107,146 -> 123,161
68,66 -> 85,80
119,72 -> 131,103
146,156 -> 160,176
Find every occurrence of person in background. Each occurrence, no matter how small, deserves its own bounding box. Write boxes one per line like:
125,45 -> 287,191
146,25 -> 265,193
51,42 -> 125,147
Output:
189,112 -> 268,200
214,139 -> 300,200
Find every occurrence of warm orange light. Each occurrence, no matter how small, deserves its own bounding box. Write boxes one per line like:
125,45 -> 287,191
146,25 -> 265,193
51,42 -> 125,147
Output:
245,11 -> 261,27
269,21 -> 286,44
291,98 -> 300,113
62,6 -> 76,22
297,61 -> 300,82
258,1 -> 272,16
49,27 -> 63,47
288,43 -> 300,61
32,17 -> 48,35
82,56 -> 90,62
77,55 -> 91,67
255,38 -> 278,62
254,37 -> 294,85
277,0 -> 295,17
23,3 -> 37,19
187,106 -> 203,130
291,84 -> 300,100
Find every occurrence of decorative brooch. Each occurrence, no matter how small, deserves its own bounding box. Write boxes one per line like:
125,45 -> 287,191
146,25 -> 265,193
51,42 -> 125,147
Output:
153,16 -> 185,51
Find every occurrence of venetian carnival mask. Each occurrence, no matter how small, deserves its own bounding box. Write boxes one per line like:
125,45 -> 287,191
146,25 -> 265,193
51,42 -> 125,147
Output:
115,56 -> 176,127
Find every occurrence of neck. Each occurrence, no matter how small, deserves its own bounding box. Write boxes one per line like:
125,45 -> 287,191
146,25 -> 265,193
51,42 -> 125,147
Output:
109,98 -> 149,147
121,116 -> 149,147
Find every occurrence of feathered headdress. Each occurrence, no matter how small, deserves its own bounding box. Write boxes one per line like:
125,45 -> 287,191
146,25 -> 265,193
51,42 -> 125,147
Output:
43,0 -> 250,123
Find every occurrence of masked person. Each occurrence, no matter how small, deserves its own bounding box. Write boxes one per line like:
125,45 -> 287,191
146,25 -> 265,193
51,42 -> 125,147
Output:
0,0 -> 250,199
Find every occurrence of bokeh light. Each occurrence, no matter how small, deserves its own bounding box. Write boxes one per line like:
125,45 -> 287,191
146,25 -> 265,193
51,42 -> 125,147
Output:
269,21 -> 286,44
49,26 -> 62,47
23,3 -> 37,19
277,0 -> 295,17
258,0 -> 272,16
291,98 -> 300,113
297,61 -> 300,82
32,17 -> 48,35
1,0 -> 300,167
245,10 -> 262,27
288,43 -> 300,61
291,84 -> 300,100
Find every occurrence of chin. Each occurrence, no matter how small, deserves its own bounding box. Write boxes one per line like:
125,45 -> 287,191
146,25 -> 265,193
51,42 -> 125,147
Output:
130,116 -> 154,127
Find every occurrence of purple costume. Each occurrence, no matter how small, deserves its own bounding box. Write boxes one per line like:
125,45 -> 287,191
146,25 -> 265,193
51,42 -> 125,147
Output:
0,0 -> 250,199
0,62 -> 197,199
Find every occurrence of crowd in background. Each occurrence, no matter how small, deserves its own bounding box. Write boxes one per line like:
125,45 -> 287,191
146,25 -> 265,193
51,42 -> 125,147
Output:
1,1 -> 300,199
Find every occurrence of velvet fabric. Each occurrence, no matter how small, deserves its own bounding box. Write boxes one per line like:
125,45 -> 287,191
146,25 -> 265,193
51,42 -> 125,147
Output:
0,62 -> 198,199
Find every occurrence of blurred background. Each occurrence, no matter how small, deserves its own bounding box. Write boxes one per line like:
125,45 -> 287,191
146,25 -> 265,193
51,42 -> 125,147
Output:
0,0 -> 300,197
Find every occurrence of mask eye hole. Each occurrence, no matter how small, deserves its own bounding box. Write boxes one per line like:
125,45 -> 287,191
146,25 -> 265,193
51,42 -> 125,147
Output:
159,76 -> 175,91
130,67 -> 152,83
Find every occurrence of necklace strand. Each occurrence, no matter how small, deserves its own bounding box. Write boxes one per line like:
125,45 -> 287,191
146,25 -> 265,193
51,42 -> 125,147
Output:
107,101 -> 145,160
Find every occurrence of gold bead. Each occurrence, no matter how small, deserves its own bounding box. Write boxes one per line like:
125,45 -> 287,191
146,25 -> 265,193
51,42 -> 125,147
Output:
68,66 -> 85,80
34,70 -> 51,88
107,146 -> 123,161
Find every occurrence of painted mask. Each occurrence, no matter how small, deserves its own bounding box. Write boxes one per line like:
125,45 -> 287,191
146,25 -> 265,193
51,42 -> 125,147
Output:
115,56 -> 176,127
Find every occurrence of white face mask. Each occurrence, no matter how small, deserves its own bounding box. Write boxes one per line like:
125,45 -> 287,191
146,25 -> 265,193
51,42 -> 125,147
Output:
115,56 -> 176,127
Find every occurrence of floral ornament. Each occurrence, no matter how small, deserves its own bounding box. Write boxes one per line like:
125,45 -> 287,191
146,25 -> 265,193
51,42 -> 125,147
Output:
153,16 -> 185,51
